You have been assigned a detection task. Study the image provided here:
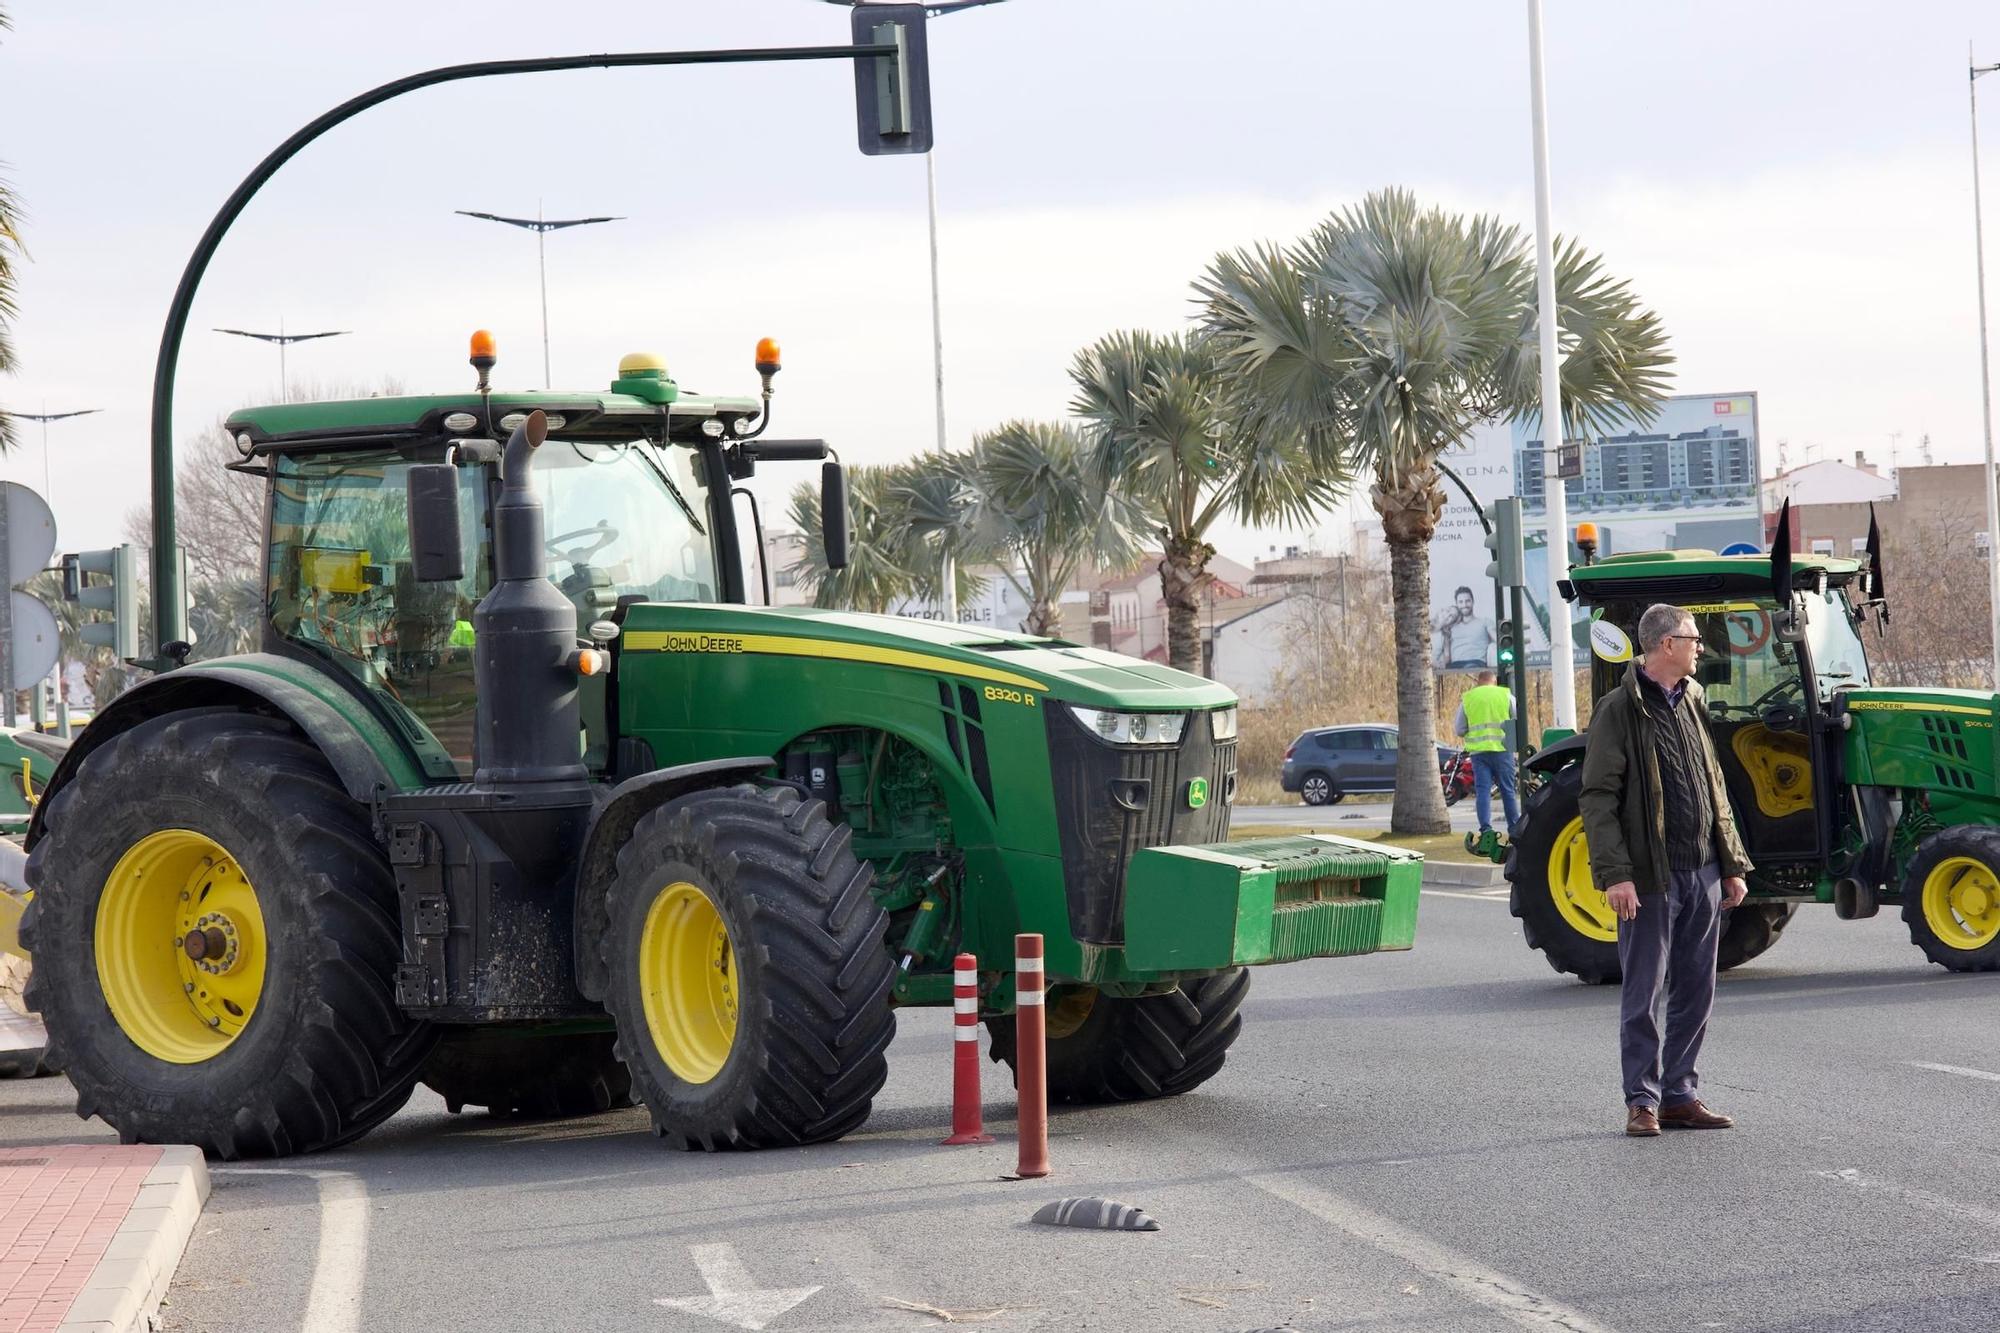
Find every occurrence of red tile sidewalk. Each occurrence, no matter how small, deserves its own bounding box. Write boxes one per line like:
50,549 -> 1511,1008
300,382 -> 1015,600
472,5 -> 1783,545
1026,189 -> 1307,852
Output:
0,1145 -> 162,1333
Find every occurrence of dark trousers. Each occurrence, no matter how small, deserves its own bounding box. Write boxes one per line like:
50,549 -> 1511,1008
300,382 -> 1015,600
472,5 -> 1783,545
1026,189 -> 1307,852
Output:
1470,751 -> 1520,835
1616,863 -> 1722,1109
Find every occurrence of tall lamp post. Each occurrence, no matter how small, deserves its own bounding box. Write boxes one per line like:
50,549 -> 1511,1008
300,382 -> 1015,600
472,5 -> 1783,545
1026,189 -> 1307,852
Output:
214,323 -> 350,401
457,206 -> 623,389
13,407 -> 101,509
1971,50 -> 2000,687
823,0 -> 1008,458
1525,0 -> 1575,729
822,0 -> 1011,623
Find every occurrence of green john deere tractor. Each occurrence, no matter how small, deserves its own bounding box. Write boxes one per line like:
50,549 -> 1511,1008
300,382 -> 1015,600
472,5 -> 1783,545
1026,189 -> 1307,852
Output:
18,340 -> 1421,1157
1507,516 -> 2000,982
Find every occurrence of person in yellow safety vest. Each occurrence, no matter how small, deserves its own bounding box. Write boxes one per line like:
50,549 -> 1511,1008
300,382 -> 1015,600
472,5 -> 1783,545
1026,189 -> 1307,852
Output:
1455,668 -> 1520,838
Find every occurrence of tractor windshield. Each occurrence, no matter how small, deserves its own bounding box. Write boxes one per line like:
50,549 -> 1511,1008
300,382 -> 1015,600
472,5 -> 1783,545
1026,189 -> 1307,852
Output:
1587,599 -> 1801,720
535,440 -> 719,605
1802,586 -> 1870,697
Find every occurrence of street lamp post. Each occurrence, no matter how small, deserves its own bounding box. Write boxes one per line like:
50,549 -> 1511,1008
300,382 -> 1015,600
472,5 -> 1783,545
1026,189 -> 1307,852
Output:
214,322 -> 350,401
457,206 -> 623,390
1525,0 -> 1575,729
1971,51 -> 2000,686
13,407 -> 101,510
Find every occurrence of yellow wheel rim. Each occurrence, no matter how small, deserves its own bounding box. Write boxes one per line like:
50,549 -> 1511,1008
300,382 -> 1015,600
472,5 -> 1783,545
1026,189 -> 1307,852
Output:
1922,856 -> 2000,950
95,829 -> 268,1064
639,881 -> 739,1085
1548,816 -> 1618,943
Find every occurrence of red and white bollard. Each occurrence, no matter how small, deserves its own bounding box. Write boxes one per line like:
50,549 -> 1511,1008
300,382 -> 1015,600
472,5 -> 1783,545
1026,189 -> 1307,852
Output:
1014,933 -> 1050,1178
942,952 -> 993,1145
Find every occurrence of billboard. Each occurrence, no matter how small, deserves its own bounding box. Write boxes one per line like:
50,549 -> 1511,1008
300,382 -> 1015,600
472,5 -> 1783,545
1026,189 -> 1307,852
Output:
1429,392 -> 1763,670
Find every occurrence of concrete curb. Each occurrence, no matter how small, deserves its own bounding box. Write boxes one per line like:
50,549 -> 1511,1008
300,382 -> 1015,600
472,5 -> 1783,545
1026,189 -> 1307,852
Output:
57,1147 -> 209,1333
1421,860 -> 1507,889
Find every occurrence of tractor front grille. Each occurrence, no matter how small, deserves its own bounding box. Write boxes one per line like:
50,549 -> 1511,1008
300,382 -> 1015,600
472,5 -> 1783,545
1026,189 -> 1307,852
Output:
1046,706 -> 1236,945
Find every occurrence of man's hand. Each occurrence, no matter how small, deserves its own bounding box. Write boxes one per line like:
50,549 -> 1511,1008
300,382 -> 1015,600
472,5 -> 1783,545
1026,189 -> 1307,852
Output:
1605,881 -> 1640,921
1721,876 -> 1748,908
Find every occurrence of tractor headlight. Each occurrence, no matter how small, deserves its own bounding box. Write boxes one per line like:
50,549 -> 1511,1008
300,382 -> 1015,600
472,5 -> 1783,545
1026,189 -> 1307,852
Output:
1208,706 -> 1238,741
1067,705 -> 1187,747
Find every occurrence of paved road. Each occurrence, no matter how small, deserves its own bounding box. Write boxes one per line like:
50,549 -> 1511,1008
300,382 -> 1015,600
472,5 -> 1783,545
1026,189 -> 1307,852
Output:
7,893 -> 2000,1331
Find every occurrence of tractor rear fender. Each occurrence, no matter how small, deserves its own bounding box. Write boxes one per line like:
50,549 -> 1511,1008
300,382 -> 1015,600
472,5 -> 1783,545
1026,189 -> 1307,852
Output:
570,756 -> 774,1002
1523,732 -> 1587,779
22,654 -> 418,852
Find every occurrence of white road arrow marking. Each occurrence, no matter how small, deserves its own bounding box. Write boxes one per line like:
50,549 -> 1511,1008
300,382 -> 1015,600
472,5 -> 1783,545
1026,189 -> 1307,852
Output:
655,1243 -> 822,1330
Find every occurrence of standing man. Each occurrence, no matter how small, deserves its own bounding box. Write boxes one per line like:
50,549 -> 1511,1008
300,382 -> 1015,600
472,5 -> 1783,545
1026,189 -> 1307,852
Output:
1578,604 -> 1753,1138
1455,669 -> 1519,840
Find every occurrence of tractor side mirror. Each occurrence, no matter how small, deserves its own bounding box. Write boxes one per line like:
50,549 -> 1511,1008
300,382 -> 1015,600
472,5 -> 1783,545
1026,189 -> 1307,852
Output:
821,460 -> 850,571
407,465 -> 463,582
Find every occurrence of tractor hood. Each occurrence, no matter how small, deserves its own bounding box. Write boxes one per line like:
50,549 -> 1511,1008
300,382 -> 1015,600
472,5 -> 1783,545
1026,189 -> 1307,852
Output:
618,603 -> 1238,711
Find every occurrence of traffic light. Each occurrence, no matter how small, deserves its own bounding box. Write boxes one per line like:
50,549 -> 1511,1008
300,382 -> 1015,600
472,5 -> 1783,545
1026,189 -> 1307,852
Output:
1497,619 -> 1518,669
63,545 -> 139,661
1484,496 -> 1526,587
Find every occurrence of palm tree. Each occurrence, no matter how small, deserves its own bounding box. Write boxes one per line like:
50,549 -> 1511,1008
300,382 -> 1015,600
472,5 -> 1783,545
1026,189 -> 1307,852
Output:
955,420 -> 1142,636
0,7 -> 23,454
884,451 -> 991,614
1197,188 -> 1671,833
786,464 -> 922,614
1069,330 -> 1348,672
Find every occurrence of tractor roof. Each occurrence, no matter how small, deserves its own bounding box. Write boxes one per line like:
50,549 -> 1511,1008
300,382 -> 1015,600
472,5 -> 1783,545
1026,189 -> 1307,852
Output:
225,388 -> 765,455
1564,548 -> 1864,604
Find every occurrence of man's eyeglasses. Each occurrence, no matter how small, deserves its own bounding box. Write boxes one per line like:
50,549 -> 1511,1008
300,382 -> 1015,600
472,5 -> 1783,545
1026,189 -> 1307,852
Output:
1665,634 -> 1703,648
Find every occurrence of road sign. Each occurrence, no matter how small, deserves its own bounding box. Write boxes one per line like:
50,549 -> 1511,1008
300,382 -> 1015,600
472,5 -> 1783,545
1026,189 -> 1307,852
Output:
2,483 -> 56,575
6,593 -> 59,690
1721,541 -> 1760,556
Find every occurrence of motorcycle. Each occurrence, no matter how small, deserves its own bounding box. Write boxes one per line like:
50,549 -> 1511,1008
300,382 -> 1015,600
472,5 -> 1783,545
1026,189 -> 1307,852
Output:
1441,749 -> 1475,806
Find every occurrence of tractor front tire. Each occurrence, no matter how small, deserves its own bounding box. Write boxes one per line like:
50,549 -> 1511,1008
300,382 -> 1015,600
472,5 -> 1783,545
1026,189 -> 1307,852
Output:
1507,765 -> 1621,984
1716,903 -> 1798,972
421,1029 -> 634,1117
22,712 -> 435,1157
1900,826 -> 2000,972
600,784 -> 895,1150
987,969 -> 1250,1103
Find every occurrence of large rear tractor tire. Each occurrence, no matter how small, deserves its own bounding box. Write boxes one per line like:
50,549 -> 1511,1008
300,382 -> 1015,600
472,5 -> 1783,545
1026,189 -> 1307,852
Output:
420,1028 -> 634,1117
22,713 -> 435,1157
986,969 -> 1250,1103
1507,765 -> 1620,984
1900,826 -> 2000,972
600,784 -> 895,1150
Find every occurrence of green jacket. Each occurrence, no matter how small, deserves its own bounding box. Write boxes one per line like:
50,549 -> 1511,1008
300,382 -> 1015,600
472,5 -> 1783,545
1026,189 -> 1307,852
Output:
1578,662 -> 1753,896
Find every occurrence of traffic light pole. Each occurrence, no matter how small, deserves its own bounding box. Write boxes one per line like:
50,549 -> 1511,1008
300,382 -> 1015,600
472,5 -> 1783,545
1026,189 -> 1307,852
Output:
145,36 -> 915,667
1510,584 -> 1529,761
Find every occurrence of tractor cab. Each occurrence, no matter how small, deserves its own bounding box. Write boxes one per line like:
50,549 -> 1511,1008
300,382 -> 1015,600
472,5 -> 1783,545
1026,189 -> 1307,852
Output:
1570,551 -> 1873,895
229,335 -> 834,781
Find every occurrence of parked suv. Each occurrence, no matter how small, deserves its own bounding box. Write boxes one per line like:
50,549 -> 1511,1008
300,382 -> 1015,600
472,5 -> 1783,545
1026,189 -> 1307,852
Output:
1280,724 -> 1453,806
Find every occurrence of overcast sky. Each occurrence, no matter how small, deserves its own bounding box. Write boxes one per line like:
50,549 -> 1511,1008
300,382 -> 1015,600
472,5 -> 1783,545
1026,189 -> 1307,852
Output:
2,1 -> 1998,561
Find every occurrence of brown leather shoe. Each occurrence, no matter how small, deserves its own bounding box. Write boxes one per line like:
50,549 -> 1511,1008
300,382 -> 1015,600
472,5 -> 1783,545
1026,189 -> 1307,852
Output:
1625,1105 -> 1659,1137
1658,1099 -> 1734,1130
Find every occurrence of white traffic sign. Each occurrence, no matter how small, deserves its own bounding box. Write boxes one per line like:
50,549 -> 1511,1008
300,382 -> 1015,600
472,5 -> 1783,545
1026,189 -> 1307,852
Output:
1,483 -> 56,577
7,592 -> 59,690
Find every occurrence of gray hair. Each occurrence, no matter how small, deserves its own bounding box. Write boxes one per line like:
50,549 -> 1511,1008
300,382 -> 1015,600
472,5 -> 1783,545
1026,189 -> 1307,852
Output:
1636,603 -> 1695,653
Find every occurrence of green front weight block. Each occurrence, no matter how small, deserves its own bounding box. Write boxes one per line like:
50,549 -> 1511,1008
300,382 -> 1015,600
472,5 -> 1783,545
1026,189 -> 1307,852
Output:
1123,834 -> 1422,973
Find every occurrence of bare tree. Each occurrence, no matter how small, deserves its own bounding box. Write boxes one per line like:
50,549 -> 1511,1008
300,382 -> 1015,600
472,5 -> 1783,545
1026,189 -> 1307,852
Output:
1870,512 -> 1991,688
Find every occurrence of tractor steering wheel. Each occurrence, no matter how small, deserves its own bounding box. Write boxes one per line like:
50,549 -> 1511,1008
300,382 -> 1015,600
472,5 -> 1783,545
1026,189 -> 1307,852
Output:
1750,676 -> 1804,711
546,524 -> 619,562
